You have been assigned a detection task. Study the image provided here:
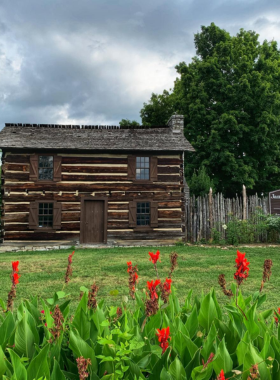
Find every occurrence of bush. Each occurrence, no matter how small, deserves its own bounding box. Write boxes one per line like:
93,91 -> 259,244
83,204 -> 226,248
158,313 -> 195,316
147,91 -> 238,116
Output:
0,250 -> 278,380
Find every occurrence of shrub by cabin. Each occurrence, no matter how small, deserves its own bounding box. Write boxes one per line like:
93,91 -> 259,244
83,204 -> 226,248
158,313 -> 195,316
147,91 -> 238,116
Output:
0,115 -> 194,245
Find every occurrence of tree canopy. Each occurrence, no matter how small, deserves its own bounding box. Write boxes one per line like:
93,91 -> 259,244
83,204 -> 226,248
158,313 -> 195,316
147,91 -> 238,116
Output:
140,23 -> 280,196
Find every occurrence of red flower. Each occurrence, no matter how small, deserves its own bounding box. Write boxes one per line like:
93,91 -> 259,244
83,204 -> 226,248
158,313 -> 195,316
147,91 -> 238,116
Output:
156,327 -> 170,354
12,261 -> 19,272
163,278 -> 172,294
41,310 -> 45,314
68,251 -> 74,264
149,250 -> 161,265
147,279 -> 161,300
127,261 -> 132,273
274,307 -> 280,324
234,250 -> 250,285
217,369 -> 227,380
12,273 -> 20,286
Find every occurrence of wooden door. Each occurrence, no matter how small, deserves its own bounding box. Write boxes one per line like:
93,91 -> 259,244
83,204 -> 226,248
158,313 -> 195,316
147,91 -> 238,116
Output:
82,200 -> 105,243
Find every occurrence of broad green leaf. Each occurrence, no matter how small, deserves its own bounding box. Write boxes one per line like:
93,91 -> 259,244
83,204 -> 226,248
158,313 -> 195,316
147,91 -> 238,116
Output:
191,363 -> 213,380
144,312 -> 161,338
185,304 -> 198,339
244,302 -> 260,340
7,349 -> 27,380
27,345 -> 50,380
168,357 -> 187,380
201,322 -> 217,361
243,344 -> 270,380
72,308 -> 91,341
160,367 -> 172,380
0,345 -> 7,378
212,338 -> 233,375
198,293 -> 218,332
0,311 -> 15,348
14,313 -> 35,358
69,329 -> 98,374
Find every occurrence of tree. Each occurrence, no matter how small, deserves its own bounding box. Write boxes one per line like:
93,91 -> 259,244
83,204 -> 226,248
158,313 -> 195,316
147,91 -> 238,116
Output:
119,119 -> 140,127
140,23 -> 280,196
188,166 -> 215,197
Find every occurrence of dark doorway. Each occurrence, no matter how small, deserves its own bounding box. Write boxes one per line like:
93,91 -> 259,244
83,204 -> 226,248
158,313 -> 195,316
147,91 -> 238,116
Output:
80,198 -> 108,243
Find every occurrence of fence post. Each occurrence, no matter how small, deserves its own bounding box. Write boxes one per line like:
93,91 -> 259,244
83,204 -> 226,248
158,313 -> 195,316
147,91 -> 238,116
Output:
243,185 -> 247,220
209,187 -> 213,238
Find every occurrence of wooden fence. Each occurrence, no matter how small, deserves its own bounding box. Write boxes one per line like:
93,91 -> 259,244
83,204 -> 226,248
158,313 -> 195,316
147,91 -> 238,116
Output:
185,191 -> 270,242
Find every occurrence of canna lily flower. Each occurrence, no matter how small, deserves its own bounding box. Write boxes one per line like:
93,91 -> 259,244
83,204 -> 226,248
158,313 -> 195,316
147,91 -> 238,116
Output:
234,250 -> 250,285
149,250 -> 161,264
156,327 -> 170,354
12,273 -> 20,286
41,310 -> 45,314
147,279 -> 161,301
274,307 -> 280,324
163,278 -> 172,293
217,369 -> 226,380
12,261 -> 19,272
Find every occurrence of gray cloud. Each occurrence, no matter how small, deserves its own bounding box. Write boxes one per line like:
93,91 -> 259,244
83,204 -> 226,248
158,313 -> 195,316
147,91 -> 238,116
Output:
0,0 -> 279,129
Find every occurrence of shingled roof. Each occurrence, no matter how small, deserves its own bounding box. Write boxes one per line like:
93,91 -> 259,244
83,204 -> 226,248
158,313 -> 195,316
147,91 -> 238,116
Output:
0,123 -> 195,152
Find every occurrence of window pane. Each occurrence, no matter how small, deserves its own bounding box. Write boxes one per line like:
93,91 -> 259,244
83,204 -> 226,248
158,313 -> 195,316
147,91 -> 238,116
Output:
38,203 -> 53,228
136,202 -> 150,226
38,156 -> 54,180
136,157 -> 150,180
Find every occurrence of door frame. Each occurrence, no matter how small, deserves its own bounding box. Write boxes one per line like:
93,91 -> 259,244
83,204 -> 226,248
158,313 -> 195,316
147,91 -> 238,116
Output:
80,196 -> 108,244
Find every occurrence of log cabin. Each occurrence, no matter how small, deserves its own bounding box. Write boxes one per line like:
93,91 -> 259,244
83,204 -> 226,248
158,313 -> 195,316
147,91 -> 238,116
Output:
0,115 -> 195,245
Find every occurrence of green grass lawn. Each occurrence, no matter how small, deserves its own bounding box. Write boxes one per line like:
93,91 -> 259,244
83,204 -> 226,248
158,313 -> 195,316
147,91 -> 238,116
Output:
0,245 -> 279,311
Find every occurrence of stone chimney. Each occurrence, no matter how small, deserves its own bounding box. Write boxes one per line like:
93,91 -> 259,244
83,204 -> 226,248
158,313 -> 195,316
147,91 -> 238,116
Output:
167,114 -> 184,133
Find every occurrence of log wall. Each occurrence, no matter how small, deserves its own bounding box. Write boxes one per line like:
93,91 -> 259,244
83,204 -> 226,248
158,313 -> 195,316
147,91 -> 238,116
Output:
1,152 -> 185,242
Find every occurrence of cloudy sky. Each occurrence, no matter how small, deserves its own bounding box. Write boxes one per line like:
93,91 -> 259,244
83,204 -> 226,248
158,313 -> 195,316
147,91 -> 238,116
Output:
0,0 -> 279,129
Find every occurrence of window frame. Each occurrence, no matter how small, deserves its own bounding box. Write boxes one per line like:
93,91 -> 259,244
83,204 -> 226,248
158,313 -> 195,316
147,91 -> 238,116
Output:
129,199 -> 158,231
136,201 -> 151,227
29,200 -> 62,231
38,155 -> 54,182
29,153 -> 62,183
127,155 -> 158,183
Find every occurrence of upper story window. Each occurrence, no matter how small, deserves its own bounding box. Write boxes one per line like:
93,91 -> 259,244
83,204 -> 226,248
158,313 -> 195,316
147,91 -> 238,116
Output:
29,154 -> 61,182
136,157 -> 150,180
38,156 -> 54,180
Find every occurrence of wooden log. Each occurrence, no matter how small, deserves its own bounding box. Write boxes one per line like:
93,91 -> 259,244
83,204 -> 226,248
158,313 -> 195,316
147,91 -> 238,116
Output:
62,165 -> 127,173
107,212 -> 128,220
61,212 -> 80,222
4,164 -> 29,172
4,183 -> 180,192
62,157 -> 127,164
4,232 -> 79,240
5,154 -> 31,164
5,172 -> 30,181
158,166 -> 180,174
158,210 -> 181,219
5,204 -> 30,212
3,214 -> 29,222
157,158 -> 181,165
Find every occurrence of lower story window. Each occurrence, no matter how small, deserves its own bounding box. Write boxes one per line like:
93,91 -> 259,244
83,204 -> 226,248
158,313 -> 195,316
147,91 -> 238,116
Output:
38,203 -> 53,228
137,202 -> 150,226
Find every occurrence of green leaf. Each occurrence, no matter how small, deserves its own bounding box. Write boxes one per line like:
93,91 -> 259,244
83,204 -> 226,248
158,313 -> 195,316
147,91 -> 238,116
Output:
0,345 -> 8,378
144,312 -> 161,338
244,302 -> 260,340
27,345 -> 50,380
201,322 -> 217,361
0,311 -> 15,349
160,367 -> 172,380
168,357 -> 187,380
69,329 -> 98,374
198,293 -> 218,332
185,304 -> 198,339
243,343 -> 270,380
14,313 -> 35,358
7,349 -> 27,380
212,338 -> 233,375
191,364 -> 213,380
72,308 -> 91,341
